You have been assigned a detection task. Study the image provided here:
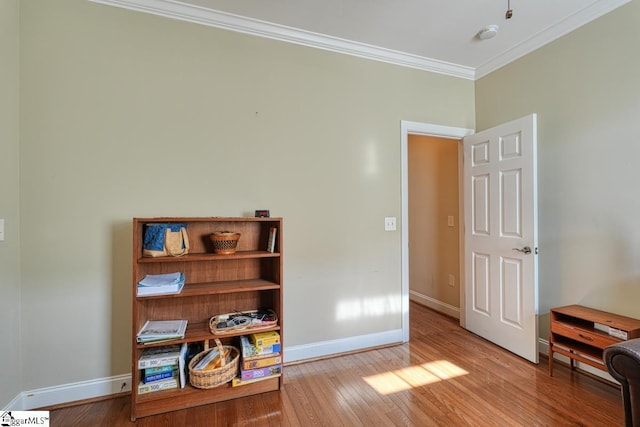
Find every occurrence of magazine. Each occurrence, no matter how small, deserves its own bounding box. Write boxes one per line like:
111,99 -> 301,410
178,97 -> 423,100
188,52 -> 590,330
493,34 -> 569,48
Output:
136,319 -> 188,344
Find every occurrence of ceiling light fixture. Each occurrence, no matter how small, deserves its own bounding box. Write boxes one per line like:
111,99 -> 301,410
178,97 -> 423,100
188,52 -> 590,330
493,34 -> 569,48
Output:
478,25 -> 499,40
505,0 -> 513,19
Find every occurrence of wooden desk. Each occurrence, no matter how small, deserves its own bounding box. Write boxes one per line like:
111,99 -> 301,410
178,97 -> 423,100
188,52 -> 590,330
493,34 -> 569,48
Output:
549,305 -> 640,376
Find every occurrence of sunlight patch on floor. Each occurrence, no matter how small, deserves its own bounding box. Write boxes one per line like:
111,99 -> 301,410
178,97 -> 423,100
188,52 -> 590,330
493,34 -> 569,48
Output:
362,360 -> 468,395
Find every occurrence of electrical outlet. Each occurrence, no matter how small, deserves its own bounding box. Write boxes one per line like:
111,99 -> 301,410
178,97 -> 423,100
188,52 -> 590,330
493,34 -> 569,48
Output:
0,219 -> 4,241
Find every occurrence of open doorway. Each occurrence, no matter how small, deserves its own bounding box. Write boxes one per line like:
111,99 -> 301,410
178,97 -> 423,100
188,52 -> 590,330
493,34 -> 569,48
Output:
400,121 -> 473,342
408,134 -> 461,318
401,117 -> 539,362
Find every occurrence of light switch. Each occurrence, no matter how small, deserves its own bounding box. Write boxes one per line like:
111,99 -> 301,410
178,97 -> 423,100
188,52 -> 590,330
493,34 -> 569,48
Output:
447,215 -> 454,227
384,217 -> 396,231
0,219 -> 4,241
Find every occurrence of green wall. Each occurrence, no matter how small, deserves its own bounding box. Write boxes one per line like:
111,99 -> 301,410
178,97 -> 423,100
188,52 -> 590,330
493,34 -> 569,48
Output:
476,1 -> 640,335
13,0 -> 474,398
0,0 -> 22,407
14,0 -> 636,407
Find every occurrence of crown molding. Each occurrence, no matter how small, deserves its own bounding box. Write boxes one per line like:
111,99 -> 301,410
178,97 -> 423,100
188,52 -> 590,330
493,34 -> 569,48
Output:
90,0 -> 629,81
475,0 -> 631,79
89,0 -> 475,80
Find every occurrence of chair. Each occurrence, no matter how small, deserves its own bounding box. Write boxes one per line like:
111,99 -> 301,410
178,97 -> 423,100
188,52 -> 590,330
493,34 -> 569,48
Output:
604,338 -> 640,427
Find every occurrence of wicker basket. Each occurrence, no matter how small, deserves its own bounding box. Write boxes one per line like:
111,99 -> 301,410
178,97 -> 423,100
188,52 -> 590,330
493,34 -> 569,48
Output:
209,232 -> 241,255
209,309 -> 278,335
189,338 -> 239,389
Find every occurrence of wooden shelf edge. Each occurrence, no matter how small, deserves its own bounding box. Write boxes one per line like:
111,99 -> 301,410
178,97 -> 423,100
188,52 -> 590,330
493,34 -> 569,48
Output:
137,250 -> 280,263
135,217 -> 282,222
136,279 -> 281,300
132,377 -> 281,420
135,323 -> 282,349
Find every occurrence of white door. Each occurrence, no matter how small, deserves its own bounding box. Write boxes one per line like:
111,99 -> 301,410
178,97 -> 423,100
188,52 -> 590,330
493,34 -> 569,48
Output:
463,114 -> 539,363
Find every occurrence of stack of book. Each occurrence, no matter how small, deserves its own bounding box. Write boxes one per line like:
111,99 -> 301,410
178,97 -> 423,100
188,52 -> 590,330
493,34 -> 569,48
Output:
233,331 -> 282,387
137,343 -> 188,395
595,322 -> 629,340
136,319 -> 188,344
137,272 -> 185,297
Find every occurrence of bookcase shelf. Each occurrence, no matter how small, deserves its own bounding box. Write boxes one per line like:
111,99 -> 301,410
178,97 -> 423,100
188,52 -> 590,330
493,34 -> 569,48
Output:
135,322 -> 282,350
131,217 -> 283,420
137,250 -> 280,263
135,279 -> 281,300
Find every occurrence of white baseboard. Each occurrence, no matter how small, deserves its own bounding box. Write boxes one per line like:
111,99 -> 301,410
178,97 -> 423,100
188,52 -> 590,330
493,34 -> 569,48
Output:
284,329 -> 403,364
4,374 -> 132,411
6,331 -> 401,410
409,291 -> 460,319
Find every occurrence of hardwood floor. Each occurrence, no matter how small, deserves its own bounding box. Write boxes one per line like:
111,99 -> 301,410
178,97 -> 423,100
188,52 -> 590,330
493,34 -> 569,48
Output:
48,303 -> 623,426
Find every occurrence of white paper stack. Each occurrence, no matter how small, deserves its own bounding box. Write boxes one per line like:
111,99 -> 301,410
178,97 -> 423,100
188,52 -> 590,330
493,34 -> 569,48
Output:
137,272 -> 185,296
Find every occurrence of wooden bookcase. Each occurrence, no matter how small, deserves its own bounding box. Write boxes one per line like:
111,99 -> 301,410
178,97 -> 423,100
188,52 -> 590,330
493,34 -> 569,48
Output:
131,217 -> 283,420
548,304 -> 640,376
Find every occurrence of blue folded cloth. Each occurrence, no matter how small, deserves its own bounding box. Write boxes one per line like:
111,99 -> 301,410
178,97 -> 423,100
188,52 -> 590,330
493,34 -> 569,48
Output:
143,223 -> 187,251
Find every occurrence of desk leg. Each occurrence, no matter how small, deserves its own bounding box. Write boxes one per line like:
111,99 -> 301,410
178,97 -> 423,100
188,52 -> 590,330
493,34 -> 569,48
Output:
548,342 -> 554,376
569,350 -> 575,370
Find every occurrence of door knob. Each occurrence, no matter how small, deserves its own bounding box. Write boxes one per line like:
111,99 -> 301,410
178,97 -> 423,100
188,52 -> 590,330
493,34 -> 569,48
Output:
512,246 -> 532,254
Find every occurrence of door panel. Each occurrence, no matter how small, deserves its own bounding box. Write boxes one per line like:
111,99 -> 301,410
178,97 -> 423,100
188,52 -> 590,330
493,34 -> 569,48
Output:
501,256 -> 522,326
464,114 -> 538,363
473,252 -> 490,314
501,169 -> 521,237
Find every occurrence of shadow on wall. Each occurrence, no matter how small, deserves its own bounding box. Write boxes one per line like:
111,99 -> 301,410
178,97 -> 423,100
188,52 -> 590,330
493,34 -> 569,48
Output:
111,221 -> 133,376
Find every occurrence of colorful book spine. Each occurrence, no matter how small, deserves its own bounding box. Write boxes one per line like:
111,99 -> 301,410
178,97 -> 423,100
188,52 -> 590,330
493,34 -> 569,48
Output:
232,374 -> 281,387
144,365 -> 175,376
240,364 -> 282,380
242,354 -> 282,370
138,354 -> 180,369
137,377 -> 179,394
143,369 -> 175,383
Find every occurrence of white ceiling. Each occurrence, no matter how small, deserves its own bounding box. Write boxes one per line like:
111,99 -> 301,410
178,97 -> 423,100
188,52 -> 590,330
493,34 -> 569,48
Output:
92,0 -> 630,79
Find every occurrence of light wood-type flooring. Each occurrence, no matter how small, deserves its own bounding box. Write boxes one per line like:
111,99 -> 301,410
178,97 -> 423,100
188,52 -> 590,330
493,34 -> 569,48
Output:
47,302 -> 623,426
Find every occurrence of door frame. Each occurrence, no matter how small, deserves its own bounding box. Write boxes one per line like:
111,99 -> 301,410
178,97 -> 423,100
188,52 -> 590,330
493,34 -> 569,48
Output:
400,121 -> 474,342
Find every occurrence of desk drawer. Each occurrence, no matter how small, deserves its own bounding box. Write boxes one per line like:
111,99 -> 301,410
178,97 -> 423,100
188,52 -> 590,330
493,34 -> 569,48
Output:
551,321 -> 618,349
